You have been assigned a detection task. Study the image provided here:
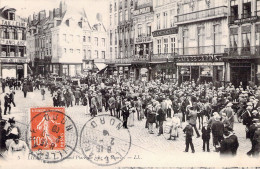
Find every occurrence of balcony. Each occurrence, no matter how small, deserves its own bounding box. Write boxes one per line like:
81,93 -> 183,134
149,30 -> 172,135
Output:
177,45 -> 226,55
136,34 -> 152,44
229,12 -> 259,25
224,46 -> 260,57
132,54 -> 150,62
151,53 -> 176,62
175,6 -> 227,25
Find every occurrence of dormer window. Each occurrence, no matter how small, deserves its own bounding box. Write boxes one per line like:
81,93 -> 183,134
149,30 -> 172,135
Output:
9,12 -> 15,20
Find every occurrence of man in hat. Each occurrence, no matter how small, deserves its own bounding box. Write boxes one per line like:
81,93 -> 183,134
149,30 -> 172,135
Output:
211,114 -> 224,152
183,120 -> 195,153
251,124 -> 260,156
243,104 -> 254,139
220,102 -> 235,129
8,135 -> 28,159
4,93 -> 11,115
188,106 -> 200,138
0,120 -> 7,153
121,101 -> 130,129
219,128 -> 239,156
247,118 -> 260,156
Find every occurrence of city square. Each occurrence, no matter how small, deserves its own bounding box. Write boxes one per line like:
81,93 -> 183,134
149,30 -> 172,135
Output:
0,0 -> 260,168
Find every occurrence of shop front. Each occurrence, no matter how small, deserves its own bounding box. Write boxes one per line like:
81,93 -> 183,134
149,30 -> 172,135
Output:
225,59 -> 256,88
0,57 -> 29,79
177,62 -> 224,84
50,63 -> 82,77
150,62 -> 177,83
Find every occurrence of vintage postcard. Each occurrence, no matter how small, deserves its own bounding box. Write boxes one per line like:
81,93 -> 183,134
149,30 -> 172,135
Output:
1,0 -> 260,168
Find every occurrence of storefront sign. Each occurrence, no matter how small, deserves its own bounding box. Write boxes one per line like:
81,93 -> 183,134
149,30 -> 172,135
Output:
177,62 -> 224,66
0,39 -> 26,46
133,7 -> 152,16
0,58 -> 29,63
0,19 -> 27,28
152,27 -> 178,37
234,16 -> 258,25
136,36 -> 152,43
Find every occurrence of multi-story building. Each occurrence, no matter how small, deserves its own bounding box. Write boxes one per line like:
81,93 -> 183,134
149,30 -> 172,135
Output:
175,0 -> 228,84
132,0 -> 154,81
27,1 -> 108,77
0,6 -> 29,79
107,0 -> 135,79
152,0 -> 178,82
225,0 -> 260,87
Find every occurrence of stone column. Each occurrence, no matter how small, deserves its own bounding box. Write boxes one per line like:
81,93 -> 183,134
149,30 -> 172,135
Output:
24,63 -> 28,78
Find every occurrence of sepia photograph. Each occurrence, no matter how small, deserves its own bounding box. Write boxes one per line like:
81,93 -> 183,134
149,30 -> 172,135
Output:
0,0 -> 260,168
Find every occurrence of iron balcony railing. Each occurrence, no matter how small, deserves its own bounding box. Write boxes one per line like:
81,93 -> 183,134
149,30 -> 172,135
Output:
224,46 -> 260,56
177,45 -> 226,55
175,6 -> 227,24
132,54 -> 150,61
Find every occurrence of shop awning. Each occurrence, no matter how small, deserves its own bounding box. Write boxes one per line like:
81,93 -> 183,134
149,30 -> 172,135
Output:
95,63 -> 107,71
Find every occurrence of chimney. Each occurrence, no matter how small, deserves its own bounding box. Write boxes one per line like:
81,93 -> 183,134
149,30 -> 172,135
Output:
60,1 -> 67,15
53,8 -> 60,18
38,10 -> 46,20
49,10 -> 53,19
33,13 -> 36,20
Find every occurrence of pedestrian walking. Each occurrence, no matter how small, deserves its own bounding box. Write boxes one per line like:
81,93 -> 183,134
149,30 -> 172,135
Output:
201,121 -> 211,152
183,122 -> 195,153
4,93 -> 11,115
41,87 -> 45,101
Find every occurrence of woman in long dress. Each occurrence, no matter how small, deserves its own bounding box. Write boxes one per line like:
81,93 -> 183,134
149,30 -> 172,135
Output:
168,114 -> 180,140
128,106 -> 136,127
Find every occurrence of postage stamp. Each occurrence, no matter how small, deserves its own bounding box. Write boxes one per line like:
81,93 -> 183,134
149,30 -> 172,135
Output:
26,107 -> 78,163
80,115 -> 131,166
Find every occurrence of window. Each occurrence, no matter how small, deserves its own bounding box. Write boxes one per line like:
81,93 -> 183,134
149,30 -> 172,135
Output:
83,49 -> 86,59
156,14 -> 161,30
115,32 -> 117,44
63,34 -> 66,41
95,50 -> 98,58
115,47 -> 118,58
242,32 -> 251,47
88,50 -> 91,58
147,23 -> 151,36
110,31 -> 113,45
64,48 -> 67,53
163,12 -> 168,29
83,36 -> 86,42
138,24 -> 142,37
102,51 -> 105,59
182,29 -> 189,54
119,11 -> 123,22
125,9 -> 128,20
242,0 -> 251,19
231,0 -> 238,20
88,36 -> 91,42
257,0 -> 260,15
198,26 -> 205,54
102,38 -> 105,47
170,9 -> 175,27
213,24 -> 222,53
115,2 -> 117,11
110,47 -> 113,58
164,38 -> 168,53
170,38 -> 176,54
95,37 -> 98,46
157,39 -> 161,54
115,13 -> 117,25
110,3 -> 112,13
110,15 -> 112,25
70,49 -> 73,53
230,34 -> 238,48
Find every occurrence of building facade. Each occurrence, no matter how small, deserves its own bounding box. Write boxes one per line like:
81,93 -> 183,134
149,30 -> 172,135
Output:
107,0 -> 135,80
175,0 -> 228,84
225,0 -> 260,87
132,0 -> 154,81
152,0 -> 178,82
0,7 -> 28,79
27,1 -> 108,77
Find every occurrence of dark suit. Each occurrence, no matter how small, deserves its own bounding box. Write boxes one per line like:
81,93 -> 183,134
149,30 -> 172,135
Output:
220,134 -> 239,156
183,124 -> 195,152
211,121 -> 224,147
122,105 -> 130,128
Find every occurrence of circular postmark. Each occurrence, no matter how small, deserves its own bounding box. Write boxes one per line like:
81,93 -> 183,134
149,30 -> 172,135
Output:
80,115 -> 131,166
26,108 -> 78,163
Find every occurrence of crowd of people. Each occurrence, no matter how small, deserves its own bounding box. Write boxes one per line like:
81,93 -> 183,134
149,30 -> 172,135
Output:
1,75 -> 260,159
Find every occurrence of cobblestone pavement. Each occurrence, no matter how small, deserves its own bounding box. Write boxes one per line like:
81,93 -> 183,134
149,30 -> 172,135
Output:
1,88 -> 260,167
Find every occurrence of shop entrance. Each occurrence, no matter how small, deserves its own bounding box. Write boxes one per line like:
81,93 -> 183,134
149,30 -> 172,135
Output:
231,66 -> 251,88
191,66 -> 200,82
17,68 -> 24,80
